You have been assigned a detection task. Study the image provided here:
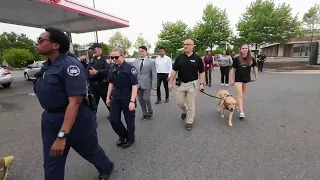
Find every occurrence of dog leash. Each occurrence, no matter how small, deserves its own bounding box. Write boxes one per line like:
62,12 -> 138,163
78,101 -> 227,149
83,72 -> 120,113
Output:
200,90 -> 222,99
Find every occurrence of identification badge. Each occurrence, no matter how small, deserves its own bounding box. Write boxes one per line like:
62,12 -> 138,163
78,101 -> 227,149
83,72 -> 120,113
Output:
190,60 -> 195,62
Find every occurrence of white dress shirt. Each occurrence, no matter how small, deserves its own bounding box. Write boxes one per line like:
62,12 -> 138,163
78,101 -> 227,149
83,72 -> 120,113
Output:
155,55 -> 172,77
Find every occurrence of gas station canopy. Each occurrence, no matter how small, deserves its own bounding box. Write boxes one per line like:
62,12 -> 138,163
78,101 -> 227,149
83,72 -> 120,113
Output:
0,0 -> 129,33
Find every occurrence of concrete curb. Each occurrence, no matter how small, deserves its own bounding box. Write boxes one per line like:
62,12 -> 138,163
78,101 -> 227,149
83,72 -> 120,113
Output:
264,69 -> 320,74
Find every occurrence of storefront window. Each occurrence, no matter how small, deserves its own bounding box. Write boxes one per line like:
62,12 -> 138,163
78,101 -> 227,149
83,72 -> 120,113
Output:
292,43 -> 309,57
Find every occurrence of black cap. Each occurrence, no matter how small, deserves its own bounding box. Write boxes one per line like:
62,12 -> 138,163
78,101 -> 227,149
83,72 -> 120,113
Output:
89,43 -> 102,50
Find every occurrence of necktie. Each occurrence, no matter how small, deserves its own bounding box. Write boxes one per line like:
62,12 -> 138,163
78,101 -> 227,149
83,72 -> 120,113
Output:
140,59 -> 144,71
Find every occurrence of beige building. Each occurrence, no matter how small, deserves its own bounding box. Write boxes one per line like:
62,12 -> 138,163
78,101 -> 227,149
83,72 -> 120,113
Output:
260,36 -> 320,57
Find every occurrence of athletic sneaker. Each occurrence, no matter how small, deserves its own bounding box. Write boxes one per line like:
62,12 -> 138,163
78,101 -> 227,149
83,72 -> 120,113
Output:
220,83 -> 224,86
225,84 -> 229,87
0,156 -> 14,180
239,112 -> 245,120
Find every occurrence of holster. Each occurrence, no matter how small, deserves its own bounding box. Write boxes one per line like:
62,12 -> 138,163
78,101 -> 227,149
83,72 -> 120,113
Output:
175,78 -> 182,86
86,93 -> 97,111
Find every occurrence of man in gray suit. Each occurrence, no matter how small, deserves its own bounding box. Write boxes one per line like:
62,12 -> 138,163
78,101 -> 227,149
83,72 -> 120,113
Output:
131,46 -> 157,120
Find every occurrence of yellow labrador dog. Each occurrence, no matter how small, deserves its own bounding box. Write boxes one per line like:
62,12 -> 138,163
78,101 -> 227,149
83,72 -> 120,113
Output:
216,90 -> 238,127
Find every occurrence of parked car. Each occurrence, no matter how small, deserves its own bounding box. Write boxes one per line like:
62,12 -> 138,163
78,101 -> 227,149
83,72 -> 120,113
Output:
0,67 -> 12,88
24,61 -> 45,80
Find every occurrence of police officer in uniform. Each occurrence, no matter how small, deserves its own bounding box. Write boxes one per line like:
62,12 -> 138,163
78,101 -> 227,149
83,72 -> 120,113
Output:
34,27 -> 114,180
106,48 -> 138,149
87,43 -> 111,116
257,52 -> 266,72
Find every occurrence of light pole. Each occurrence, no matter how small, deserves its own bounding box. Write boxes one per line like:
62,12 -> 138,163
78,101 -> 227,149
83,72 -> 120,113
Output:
93,0 -> 98,43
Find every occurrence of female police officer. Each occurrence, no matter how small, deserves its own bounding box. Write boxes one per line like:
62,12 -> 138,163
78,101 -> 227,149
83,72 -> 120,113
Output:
106,48 -> 138,149
34,27 -> 114,180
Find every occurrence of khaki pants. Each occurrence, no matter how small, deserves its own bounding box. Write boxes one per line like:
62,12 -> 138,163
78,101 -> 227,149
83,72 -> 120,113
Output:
176,81 -> 197,124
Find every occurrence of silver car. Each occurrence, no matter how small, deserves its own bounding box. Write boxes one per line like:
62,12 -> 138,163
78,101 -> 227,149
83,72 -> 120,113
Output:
24,61 -> 45,80
0,67 -> 13,88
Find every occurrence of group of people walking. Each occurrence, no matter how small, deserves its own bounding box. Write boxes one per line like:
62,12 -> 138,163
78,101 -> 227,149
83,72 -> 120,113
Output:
0,27 -> 261,180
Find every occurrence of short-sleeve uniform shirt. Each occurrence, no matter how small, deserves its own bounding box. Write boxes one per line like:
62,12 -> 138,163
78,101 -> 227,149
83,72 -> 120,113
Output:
172,53 -> 204,83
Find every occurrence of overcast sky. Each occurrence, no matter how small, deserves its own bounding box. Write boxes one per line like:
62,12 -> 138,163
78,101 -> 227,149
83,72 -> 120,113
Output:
0,0 -> 317,51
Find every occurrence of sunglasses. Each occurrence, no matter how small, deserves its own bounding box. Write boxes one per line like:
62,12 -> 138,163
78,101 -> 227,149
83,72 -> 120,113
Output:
37,37 -> 50,44
110,56 -> 120,60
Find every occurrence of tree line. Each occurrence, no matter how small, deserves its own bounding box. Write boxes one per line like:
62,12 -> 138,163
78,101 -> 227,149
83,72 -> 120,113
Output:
0,0 -> 319,68
155,0 -> 319,58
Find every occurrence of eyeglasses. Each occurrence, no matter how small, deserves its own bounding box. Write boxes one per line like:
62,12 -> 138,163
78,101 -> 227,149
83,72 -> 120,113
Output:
37,37 -> 50,44
110,56 -> 120,60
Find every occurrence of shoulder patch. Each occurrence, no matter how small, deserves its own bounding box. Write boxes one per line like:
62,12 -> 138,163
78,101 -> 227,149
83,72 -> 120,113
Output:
67,65 -> 80,76
131,68 -> 137,75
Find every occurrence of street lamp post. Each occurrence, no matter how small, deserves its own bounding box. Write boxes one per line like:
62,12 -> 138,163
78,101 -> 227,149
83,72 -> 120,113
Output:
92,0 -> 98,43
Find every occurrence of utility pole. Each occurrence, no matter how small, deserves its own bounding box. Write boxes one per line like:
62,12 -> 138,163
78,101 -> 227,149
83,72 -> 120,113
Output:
93,0 -> 98,43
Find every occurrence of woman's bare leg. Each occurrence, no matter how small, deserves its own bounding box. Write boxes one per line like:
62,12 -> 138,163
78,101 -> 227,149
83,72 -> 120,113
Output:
234,82 -> 244,113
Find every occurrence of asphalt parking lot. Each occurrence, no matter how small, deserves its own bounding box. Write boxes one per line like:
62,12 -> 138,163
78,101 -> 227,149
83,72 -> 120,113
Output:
1,70 -> 320,180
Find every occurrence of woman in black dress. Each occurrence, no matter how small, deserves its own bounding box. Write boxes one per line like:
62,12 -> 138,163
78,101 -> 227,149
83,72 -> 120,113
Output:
230,44 -> 258,119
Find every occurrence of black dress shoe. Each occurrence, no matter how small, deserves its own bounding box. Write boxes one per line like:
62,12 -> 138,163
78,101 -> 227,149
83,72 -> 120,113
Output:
155,99 -> 161,104
141,115 -> 148,120
164,99 -> 169,103
147,111 -> 154,120
97,163 -> 114,180
116,138 -> 126,146
181,113 -> 186,120
122,139 -> 135,149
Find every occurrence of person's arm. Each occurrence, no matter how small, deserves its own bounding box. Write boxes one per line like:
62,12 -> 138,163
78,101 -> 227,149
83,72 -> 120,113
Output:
96,56 -> 110,79
230,58 -> 237,83
252,58 -> 258,80
151,61 -> 157,89
106,66 -> 114,100
229,56 -> 233,66
61,63 -> 87,134
107,83 -> 114,101
198,57 -> 205,85
168,57 -> 173,79
170,56 -> 179,84
211,56 -> 214,69
169,70 -> 177,84
128,67 -> 139,101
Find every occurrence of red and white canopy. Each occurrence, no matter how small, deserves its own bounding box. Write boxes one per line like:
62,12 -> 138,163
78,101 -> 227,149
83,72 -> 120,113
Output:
0,0 -> 129,33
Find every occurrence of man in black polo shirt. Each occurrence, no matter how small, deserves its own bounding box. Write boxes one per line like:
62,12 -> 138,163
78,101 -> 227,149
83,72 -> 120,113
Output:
169,39 -> 205,131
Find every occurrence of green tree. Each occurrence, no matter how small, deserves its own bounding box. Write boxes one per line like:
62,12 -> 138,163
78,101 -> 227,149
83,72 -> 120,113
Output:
303,4 -> 320,64
3,48 -> 33,68
0,32 -> 38,62
108,31 -> 132,54
134,33 -> 151,51
237,0 -> 301,56
72,43 -> 81,50
193,3 -> 232,51
99,42 -> 112,55
155,20 -> 191,58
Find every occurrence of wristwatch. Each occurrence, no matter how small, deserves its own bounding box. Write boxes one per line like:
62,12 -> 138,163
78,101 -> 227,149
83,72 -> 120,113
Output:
57,130 -> 67,139
129,100 -> 135,103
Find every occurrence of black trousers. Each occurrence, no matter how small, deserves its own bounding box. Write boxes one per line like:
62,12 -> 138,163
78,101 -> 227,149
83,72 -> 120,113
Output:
258,61 -> 264,72
220,66 -> 230,84
109,97 -> 135,140
156,73 -> 169,100
205,68 -> 212,85
89,81 -> 110,112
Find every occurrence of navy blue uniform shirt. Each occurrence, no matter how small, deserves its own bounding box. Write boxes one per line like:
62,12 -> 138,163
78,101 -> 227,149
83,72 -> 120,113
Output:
34,55 -> 87,110
107,61 -> 138,98
87,54 -> 110,81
